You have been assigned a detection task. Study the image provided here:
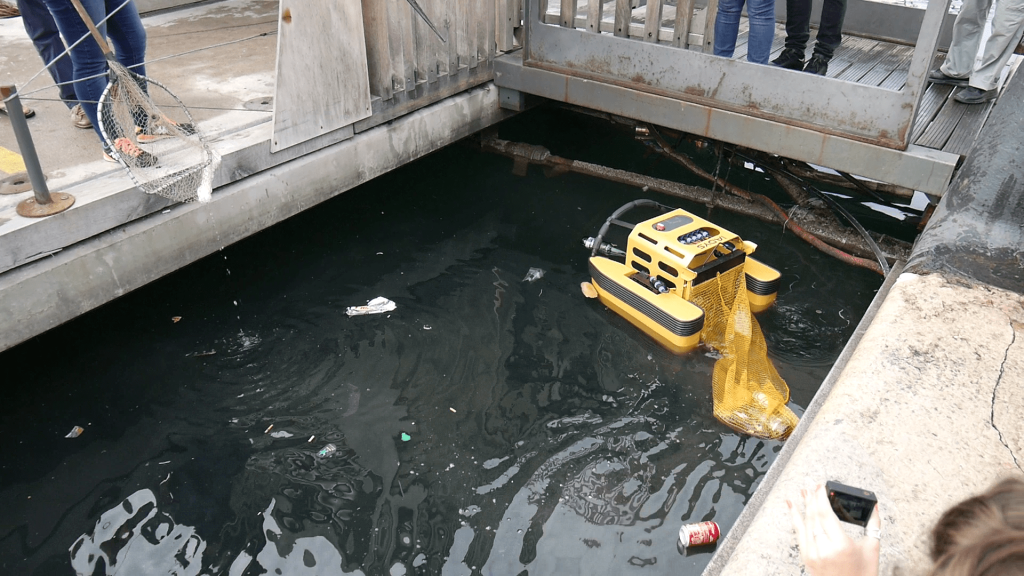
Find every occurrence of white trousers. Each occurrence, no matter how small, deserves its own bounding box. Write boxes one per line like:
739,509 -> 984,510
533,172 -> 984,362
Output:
940,0 -> 1024,90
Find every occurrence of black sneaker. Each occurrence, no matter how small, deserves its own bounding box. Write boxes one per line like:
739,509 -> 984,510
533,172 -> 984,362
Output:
803,54 -> 829,76
772,48 -> 805,70
954,86 -> 997,104
928,68 -> 969,87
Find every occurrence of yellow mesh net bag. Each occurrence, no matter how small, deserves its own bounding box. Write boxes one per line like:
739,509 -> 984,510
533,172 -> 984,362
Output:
690,263 -> 799,440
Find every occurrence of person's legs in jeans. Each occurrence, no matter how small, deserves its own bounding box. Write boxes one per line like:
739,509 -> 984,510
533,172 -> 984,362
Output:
103,0 -> 146,78
746,0 -> 776,64
16,0 -> 76,107
714,0 -> 745,58
812,0 -> 847,58
39,0 -> 147,147
41,0 -> 113,142
941,0 -> 992,78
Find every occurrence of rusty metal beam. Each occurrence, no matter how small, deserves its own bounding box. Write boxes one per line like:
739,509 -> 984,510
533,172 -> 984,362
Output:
493,57 -> 959,195
480,137 -> 912,267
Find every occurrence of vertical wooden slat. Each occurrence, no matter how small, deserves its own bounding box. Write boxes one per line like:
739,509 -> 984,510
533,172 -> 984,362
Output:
643,0 -> 662,42
703,0 -> 718,53
504,0 -> 518,50
361,0 -> 393,100
445,0 -> 457,75
673,0 -> 694,47
412,0 -> 440,84
613,0 -> 629,37
482,0 -> 495,62
457,0 -> 470,69
467,0 -> 479,67
385,0 -> 407,92
271,0 -> 371,152
586,0 -> 603,32
559,0 -> 576,27
496,0 -> 510,51
473,0 -> 484,64
400,0 -> 418,91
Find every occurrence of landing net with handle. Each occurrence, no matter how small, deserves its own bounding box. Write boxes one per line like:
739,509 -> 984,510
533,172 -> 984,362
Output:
70,0 -> 217,203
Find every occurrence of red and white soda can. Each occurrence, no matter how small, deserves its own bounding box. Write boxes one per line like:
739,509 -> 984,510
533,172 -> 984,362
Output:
678,521 -> 720,547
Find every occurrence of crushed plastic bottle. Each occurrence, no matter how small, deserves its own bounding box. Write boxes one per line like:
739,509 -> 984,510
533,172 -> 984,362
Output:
317,443 -> 337,459
346,297 -> 397,316
522,267 -> 545,283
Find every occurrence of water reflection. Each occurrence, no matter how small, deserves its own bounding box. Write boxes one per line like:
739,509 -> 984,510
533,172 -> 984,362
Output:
70,489 -> 205,576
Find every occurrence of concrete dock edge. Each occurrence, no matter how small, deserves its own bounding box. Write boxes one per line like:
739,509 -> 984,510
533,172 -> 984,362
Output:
702,261 -> 905,576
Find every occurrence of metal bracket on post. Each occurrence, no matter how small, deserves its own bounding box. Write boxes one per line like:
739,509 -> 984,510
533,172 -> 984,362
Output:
0,85 -> 75,218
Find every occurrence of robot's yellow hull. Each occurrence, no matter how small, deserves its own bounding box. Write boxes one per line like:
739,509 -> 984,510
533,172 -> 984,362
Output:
589,258 -> 704,353
589,255 -> 780,354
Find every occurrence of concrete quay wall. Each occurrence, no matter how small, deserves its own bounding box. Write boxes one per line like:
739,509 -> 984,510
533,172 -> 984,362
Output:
707,63 -> 1024,576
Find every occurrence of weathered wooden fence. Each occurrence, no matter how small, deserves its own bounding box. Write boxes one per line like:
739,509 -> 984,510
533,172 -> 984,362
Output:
272,0 -> 522,151
541,0 -> 716,51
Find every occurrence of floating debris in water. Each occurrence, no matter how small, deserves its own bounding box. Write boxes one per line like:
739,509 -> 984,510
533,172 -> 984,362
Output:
264,424 -> 274,434
270,430 -> 293,438
580,282 -> 598,299
307,435 -> 315,443
704,349 -> 724,360
449,407 -> 457,413
317,443 -> 337,459
401,433 -> 411,442
65,426 -> 84,439
171,316 -> 182,323
423,325 -> 432,330
346,296 -> 397,316
523,267 -> 545,282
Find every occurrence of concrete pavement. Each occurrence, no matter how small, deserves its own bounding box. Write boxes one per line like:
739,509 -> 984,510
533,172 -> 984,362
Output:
708,60 -> 1024,576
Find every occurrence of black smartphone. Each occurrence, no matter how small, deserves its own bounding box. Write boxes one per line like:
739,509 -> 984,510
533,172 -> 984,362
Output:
825,480 -> 877,527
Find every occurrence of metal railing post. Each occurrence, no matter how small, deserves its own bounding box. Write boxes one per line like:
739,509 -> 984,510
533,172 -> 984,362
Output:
1,85 -> 75,217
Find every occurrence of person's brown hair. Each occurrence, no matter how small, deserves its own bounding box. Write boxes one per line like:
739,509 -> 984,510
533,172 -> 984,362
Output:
928,477 -> 1024,576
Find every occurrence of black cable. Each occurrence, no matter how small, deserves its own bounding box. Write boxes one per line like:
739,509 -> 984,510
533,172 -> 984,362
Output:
591,199 -> 672,257
727,147 -> 891,276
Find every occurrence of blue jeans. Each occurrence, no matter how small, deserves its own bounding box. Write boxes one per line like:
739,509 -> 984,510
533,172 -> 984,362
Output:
17,0 -> 77,108
39,0 -> 146,143
714,0 -> 776,64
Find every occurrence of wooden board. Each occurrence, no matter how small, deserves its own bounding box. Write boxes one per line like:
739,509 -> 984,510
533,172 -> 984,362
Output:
271,0 -> 372,152
911,83 -> 953,142
916,93 -> 967,149
943,99 -> 994,156
362,0 -> 394,100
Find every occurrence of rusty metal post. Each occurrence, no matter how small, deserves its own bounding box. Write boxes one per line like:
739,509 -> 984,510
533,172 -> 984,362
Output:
1,85 -> 74,217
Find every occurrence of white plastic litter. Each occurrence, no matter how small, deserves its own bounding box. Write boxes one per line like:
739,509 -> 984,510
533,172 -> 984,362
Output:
522,267 -> 545,282
346,297 -> 397,316
65,426 -> 84,439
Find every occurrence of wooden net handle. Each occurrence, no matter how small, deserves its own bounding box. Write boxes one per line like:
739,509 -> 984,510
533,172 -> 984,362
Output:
68,0 -> 114,57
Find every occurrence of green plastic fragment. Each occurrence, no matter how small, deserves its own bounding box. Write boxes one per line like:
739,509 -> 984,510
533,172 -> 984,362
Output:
401,433 -> 411,442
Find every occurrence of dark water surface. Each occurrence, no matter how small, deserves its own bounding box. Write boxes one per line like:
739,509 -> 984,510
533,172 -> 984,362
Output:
0,109 -> 882,576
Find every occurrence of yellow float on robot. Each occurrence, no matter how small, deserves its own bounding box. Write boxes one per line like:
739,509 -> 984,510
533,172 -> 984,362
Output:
584,200 -> 781,354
